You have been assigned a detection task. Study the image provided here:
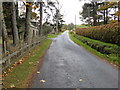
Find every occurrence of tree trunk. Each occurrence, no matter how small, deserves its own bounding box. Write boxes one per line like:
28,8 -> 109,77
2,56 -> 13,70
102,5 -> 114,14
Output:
92,2 -> 97,26
56,13 -> 59,34
11,2 -> 19,45
39,2 -> 43,36
0,3 -> 2,37
105,9 -> 108,24
102,2 -> 106,24
118,1 -> 120,22
103,10 -> 106,24
24,2 -> 33,44
0,2 -> 9,53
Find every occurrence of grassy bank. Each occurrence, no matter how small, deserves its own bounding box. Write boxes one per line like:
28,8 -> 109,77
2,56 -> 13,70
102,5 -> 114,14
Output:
69,33 -> 120,66
47,34 -> 57,38
3,39 -> 52,88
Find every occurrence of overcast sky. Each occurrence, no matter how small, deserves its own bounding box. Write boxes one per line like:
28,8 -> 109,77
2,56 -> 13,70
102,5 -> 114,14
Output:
56,0 -> 86,25
19,0 -> 86,25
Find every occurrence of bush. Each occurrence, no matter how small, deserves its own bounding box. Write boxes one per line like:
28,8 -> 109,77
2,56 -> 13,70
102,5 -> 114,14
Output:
75,22 -> 120,46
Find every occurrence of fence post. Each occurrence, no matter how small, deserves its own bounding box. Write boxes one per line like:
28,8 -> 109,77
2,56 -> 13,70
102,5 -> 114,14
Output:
8,53 -> 11,64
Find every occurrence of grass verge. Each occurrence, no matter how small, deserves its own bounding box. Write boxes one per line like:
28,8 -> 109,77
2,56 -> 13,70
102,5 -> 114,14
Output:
69,33 -> 120,66
2,39 -> 52,88
47,32 -> 63,38
47,34 -> 57,38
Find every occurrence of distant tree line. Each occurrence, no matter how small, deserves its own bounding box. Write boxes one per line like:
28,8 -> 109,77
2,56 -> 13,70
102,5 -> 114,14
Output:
80,1 -> 120,26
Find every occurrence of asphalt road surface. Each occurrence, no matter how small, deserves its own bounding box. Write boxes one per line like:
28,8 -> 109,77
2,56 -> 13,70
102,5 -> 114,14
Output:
31,31 -> 118,88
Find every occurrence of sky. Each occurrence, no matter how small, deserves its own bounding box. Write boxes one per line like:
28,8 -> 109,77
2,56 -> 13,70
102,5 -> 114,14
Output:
56,0 -> 86,25
18,0 -> 86,25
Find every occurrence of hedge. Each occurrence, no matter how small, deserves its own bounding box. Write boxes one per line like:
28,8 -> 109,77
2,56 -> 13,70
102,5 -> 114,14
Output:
75,22 -> 120,46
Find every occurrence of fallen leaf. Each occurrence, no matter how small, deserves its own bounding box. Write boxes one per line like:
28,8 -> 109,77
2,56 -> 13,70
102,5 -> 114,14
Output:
4,72 -> 7,74
36,61 -> 39,63
13,64 -> 16,67
11,67 -> 14,69
5,74 -> 8,76
19,61 -> 22,64
37,71 -> 40,74
7,69 -> 11,72
10,84 -> 15,88
40,80 -> 46,83
29,62 -> 33,64
79,79 -> 83,82
114,65 -> 117,67
14,62 -> 19,65
76,88 -> 80,90
19,59 -> 23,62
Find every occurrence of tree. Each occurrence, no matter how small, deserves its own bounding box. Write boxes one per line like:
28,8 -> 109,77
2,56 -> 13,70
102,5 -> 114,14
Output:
118,1 -> 120,22
42,22 -> 53,35
81,1 -> 119,25
98,2 -> 112,24
45,0 -> 64,34
80,2 -> 98,26
92,2 -> 98,26
39,1 -> 43,36
68,23 -> 74,30
11,2 -> 19,45
53,9 -> 64,32
62,24 -> 68,30
0,2 -> 9,53
24,2 -> 33,44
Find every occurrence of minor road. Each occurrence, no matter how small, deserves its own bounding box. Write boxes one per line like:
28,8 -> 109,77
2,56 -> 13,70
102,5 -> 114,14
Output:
31,31 -> 118,88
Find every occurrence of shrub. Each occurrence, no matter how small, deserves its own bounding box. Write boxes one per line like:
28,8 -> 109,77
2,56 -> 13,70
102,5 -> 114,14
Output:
75,22 -> 120,46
